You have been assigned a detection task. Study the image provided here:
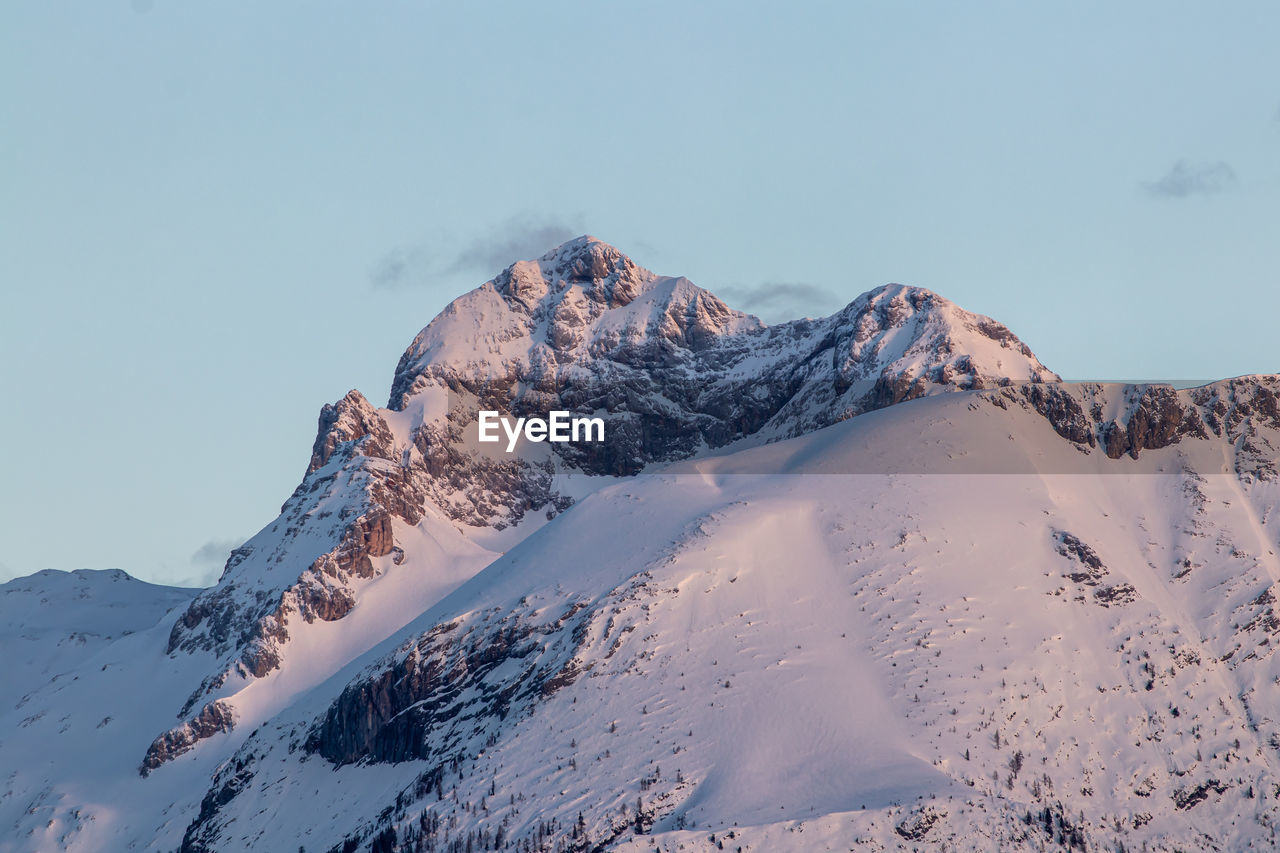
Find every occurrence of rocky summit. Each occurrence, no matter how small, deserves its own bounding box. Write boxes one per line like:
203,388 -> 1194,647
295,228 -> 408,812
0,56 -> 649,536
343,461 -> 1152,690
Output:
162,236 -> 1060,744
4,238 -> 1280,853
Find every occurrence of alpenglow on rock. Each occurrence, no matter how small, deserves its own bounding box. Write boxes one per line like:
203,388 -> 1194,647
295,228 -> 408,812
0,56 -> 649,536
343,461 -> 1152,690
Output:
159,236 -> 1060,747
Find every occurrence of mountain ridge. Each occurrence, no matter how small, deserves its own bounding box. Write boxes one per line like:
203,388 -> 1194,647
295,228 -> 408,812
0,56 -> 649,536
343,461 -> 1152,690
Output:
177,377 -> 1280,853
5,238 -> 1280,852
157,236 -> 1061,763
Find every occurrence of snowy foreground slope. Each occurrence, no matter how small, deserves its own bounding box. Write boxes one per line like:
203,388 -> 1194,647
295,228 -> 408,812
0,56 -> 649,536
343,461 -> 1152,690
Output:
3,238 -> 1280,852
172,382 -> 1280,853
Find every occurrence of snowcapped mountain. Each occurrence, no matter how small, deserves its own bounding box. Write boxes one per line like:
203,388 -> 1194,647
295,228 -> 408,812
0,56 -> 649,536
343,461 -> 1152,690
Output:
155,237 -> 1058,777
3,237 -> 1279,853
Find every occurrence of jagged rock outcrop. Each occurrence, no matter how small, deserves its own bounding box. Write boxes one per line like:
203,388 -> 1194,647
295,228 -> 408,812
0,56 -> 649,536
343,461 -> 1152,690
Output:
305,606 -> 582,767
1100,385 -> 1205,459
386,238 -> 1059,484
990,376 -> 1280,478
1189,377 -> 1280,479
140,700 -> 235,775
1016,382 -> 1097,446
308,389 -> 397,474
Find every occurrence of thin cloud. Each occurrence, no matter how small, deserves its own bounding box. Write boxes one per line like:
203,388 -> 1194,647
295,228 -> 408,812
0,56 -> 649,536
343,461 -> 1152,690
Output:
181,538 -> 244,588
369,245 -> 434,290
719,281 -> 844,323
444,216 -> 580,277
191,538 -> 242,567
370,215 -> 582,290
1142,160 -> 1237,198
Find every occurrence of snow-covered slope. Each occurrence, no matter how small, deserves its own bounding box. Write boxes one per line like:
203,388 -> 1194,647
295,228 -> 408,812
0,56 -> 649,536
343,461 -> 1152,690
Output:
0,569 -> 194,712
4,237 -> 1279,852
170,378 -> 1280,853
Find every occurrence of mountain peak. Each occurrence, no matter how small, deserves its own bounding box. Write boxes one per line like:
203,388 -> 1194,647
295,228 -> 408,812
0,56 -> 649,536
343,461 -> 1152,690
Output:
534,233 -> 614,265
853,281 -> 975,320
386,240 -> 1057,419
834,280 -> 1059,385
493,235 -> 654,310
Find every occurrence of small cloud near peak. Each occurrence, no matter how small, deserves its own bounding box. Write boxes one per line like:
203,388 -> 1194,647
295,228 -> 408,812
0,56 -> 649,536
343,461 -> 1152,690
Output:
1142,160 -> 1237,198
718,281 -> 844,323
370,214 -> 583,290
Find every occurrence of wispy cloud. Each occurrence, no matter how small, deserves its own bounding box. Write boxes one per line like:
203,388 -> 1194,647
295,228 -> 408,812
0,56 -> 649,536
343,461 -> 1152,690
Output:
718,281 -> 844,323
444,216 -> 581,277
1141,160 -> 1237,198
180,538 -> 244,588
370,214 -> 583,290
191,538 -> 242,566
369,245 -> 430,290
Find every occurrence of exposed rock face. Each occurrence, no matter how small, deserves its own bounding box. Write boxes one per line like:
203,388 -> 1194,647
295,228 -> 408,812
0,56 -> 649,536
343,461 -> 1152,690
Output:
1017,383 -> 1097,446
303,576 -> 671,771
1188,378 -> 1280,479
896,807 -> 943,841
183,573 -> 660,847
140,700 -> 235,775
307,389 -> 396,474
990,376 -> 1280,478
305,605 -> 583,767
387,238 -> 1058,484
178,755 -> 255,853
1055,530 -> 1107,584
158,391 -> 429,758
1101,385 -> 1204,459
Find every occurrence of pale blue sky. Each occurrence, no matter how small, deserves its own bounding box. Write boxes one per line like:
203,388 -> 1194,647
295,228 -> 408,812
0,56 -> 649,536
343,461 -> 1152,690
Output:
2,1 -> 1277,585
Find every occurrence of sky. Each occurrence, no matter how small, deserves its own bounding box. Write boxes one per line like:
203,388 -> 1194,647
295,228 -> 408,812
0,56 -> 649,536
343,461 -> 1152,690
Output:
1,1 -> 1277,586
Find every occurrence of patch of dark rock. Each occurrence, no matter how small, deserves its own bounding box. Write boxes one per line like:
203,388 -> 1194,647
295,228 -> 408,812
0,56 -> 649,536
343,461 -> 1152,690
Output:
1094,584 -> 1138,607
141,699 -> 236,775
895,807 -> 943,840
1054,530 -> 1107,584
1173,780 -> 1227,810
